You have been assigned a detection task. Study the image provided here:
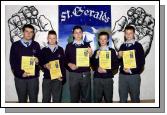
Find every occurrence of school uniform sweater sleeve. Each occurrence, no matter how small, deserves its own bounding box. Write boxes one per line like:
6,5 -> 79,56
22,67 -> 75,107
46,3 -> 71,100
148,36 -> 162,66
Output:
90,50 -> 99,71
65,44 -> 70,64
64,43 -> 71,70
118,44 -> 125,68
40,48 -> 49,65
106,49 -> 119,75
130,43 -> 145,74
34,43 -> 41,60
39,48 -> 49,71
9,43 -> 24,77
59,47 -> 66,85
34,42 -> 41,70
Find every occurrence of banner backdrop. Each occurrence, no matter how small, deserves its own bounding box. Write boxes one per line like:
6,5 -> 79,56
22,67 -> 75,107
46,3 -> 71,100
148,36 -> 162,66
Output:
59,5 -> 112,51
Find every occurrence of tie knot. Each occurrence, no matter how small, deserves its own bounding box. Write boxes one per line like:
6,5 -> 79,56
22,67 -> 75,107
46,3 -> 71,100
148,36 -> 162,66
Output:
126,43 -> 133,47
75,43 -> 81,47
53,47 -> 57,52
24,42 -> 29,47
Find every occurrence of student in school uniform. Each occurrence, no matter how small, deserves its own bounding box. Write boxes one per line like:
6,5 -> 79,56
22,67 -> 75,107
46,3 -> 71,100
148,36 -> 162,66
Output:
10,24 -> 41,103
40,30 -> 66,103
91,32 -> 119,103
65,25 -> 93,103
118,25 -> 145,103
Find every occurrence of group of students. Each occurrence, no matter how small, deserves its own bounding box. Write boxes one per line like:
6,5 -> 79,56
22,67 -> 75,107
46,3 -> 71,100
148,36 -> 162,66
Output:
10,24 -> 145,103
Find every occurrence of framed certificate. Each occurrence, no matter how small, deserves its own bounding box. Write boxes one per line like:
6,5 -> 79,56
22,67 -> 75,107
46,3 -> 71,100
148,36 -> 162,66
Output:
76,48 -> 89,67
49,60 -> 62,80
123,50 -> 136,68
21,56 -> 35,76
99,51 -> 111,69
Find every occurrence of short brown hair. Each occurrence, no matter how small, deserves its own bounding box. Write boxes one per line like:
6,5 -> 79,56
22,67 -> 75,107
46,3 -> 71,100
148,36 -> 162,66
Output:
124,25 -> 135,33
98,31 -> 110,46
48,30 -> 57,36
72,25 -> 83,33
22,24 -> 35,33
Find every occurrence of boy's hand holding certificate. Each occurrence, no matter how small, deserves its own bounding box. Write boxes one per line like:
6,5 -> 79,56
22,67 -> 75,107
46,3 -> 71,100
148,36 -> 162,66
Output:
76,48 -> 89,67
123,50 -> 136,69
21,56 -> 36,76
49,60 -> 62,80
99,51 -> 111,69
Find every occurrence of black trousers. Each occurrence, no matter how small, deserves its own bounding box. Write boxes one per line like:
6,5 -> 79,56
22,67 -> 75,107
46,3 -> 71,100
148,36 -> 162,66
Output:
93,77 -> 113,103
14,77 -> 39,103
69,72 -> 91,103
42,79 -> 62,103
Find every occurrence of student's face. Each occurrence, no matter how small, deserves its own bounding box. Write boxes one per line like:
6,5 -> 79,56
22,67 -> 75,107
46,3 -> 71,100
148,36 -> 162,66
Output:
48,34 -> 57,45
73,29 -> 83,41
23,28 -> 34,40
99,35 -> 108,47
124,29 -> 135,41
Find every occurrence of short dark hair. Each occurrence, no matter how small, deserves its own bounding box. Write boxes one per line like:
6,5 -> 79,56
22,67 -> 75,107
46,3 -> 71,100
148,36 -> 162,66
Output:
98,31 -> 110,46
47,30 -> 57,44
48,30 -> 57,36
22,24 -> 35,33
124,25 -> 135,33
72,25 -> 83,33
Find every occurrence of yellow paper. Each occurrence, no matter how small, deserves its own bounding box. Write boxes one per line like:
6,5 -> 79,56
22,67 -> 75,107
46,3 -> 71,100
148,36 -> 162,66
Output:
21,56 -> 35,76
99,51 -> 111,69
123,50 -> 136,68
76,48 -> 89,67
49,60 -> 62,80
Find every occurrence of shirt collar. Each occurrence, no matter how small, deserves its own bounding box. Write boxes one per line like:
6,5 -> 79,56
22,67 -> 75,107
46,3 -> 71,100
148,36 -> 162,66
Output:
124,39 -> 135,45
124,39 -> 136,47
47,44 -> 58,52
99,46 -> 109,51
72,39 -> 84,45
20,38 -> 32,47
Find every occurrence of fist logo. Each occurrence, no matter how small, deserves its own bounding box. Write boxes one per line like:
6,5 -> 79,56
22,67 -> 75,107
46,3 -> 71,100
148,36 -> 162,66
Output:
8,6 -> 53,47
112,7 -> 155,56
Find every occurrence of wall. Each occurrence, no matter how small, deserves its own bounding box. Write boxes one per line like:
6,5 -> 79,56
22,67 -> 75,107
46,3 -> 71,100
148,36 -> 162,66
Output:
5,5 -> 155,102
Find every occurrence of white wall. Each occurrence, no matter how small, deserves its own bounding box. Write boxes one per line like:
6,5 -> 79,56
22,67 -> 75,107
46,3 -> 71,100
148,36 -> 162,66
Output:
5,5 -> 155,102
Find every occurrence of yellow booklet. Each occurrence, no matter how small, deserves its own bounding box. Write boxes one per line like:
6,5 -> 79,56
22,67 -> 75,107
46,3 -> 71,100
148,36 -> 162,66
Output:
123,50 -> 136,68
76,48 -> 89,67
49,60 -> 62,80
99,51 -> 111,69
21,56 -> 35,76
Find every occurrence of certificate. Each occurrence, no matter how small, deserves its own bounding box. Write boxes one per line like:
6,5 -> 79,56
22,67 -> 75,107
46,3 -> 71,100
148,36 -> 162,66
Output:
21,56 -> 35,76
76,48 -> 89,67
99,51 -> 111,69
123,50 -> 136,68
49,60 -> 62,80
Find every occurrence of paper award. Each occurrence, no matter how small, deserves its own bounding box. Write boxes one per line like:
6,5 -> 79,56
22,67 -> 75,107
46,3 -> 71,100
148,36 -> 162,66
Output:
123,50 -> 136,68
49,60 -> 62,80
76,48 -> 89,67
99,51 -> 111,69
21,56 -> 35,76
